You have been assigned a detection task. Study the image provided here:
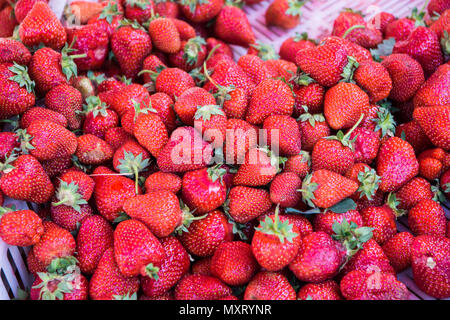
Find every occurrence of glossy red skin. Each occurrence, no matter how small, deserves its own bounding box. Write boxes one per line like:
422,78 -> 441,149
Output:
244,271 -> 296,300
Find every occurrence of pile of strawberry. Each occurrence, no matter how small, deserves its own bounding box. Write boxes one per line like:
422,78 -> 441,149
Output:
0,0 -> 449,301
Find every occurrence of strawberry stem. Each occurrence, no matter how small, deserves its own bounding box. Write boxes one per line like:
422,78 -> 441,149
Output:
342,25 -> 366,39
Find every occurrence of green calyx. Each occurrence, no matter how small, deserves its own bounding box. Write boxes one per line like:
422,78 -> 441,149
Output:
143,263 -> 160,280
340,56 -> 359,83
325,198 -> 356,214
117,151 -> 150,195
357,167 -> 381,201
372,106 -> 396,138
47,256 -> 79,275
297,106 -> 325,127
99,2 -> 121,24
297,173 -> 318,208
183,36 -> 207,66
15,128 -> 35,154
331,217 -> 373,258
82,95 -> 109,118
255,205 -> 299,243
189,67 -> 208,86
386,193 -> 406,218
342,25 -> 365,39
8,62 -> 35,93
431,181 -> 448,203
0,154 -> 17,174
180,0 -> 210,15
138,65 -> 165,83
293,32 -> 316,44
174,201 -> 206,235
286,0 -> 305,17
250,41 -> 280,61
113,211 -> 131,224
126,0 -> 152,9
324,113 -> 364,151
52,180 -> 87,212
370,38 -> 396,62
206,164 -> 227,185
118,18 -> 146,31
61,39 -> 87,82
298,150 -> 311,165
409,7 -> 426,27
71,155 -> 92,173
194,104 -> 225,121
441,30 -> 450,57
131,98 -> 157,122
33,272 -> 75,300
223,203 -> 248,241
87,71 -> 106,85
113,291 -> 138,300
289,69 -> 315,86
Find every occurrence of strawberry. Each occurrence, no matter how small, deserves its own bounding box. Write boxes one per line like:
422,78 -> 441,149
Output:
353,60 -> 392,104
123,191 -> 182,237
155,0 -> 179,18
192,257 -> 212,275
0,39 -> 32,65
66,24 -> 109,71
111,23 -> 152,79
244,271 -> 296,300
0,207 -> 44,246
428,0 -> 450,15
30,271 -> 88,301
87,2 -> 124,37
76,215 -> 114,275
19,1 -> 66,50
20,107 -> 68,129
89,248 -> 139,300
0,63 -> 35,119
193,104 -> 227,148
270,172 -> 302,208
33,221 -> 76,266
385,18 -> 415,41
321,36 -> 372,63
263,115 -> 301,157
408,199 -> 447,237
210,241 -> 258,286
395,120 -> 432,153
265,0 -> 304,30
0,154 -> 54,203
174,87 -> 216,125
82,96 -> 119,139
233,148 -> 279,187
291,77 -> 325,116
376,137 -> 419,192
297,280 -> 343,300
367,11 -> 395,34
157,126 -> 213,173
174,274 -> 231,300
105,127 -> 133,150
41,157 -> 73,179
419,157 -> 443,181
284,151 -> 310,179
144,171 -> 182,193
206,37 -> 233,58
429,8 -> 450,38
279,32 -> 316,63
382,231 -> 414,272
340,270 -> 409,300
313,209 -> 363,236
245,79 -> 294,125
227,186 -> 272,224
0,132 -> 18,159
141,236 -> 190,297
75,134 -> 114,165
238,54 -> 277,85
50,203 -> 93,232
0,5 -> 17,38
252,207 -> 301,271
124,0 -> 155,23
27,249 -> 47,275
132,111 -> 168,159
154,67 -> 195,99
296,112 -> 329,152
413,106 -> 450,150
148,17 -> 181,54
289,231 -> 344,282
214,5 -> 256,47
223,119 -> 257,164
295,43 -> 349,87
100,83 -> 151,117
393,26 -> 444,76
178,210 -> 233,257
169,36 -> 207,72
45,84 -> 83,130
381,53 -> 425,102
395,177 -> 433,210
114,219 -> 165,278
413,63 -> 450,108
64,0 -> 105,24
180,0 -> 223,23
411,235 -> 450,299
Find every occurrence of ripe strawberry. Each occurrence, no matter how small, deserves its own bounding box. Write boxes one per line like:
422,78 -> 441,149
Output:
395,177 -> 433,210
50,203 -> 93,232
284,151 -> 310,179
178,210 -> 233,257
233,148 -> 279,187
76,215 -> 113,275
367,11 -> 395,34
174,87 -> 216,125
20,107 -> 68,129
169,36 -> 207,72
289,231 -> 344,282
408,199 -> 447,237
0,208 -> 44,246
206,37 -> 233,58
0,39 -> 32,65
395,120 -> 432,153
40,157 -> 73,179
300,170 -> 359,209
87,2 -> 124,37
238,54 -> 277,85
92,166 -> 138,221
279,32 -> 316,63
227,186 -> 272,224
413,63 -> 450,108
429,8 -> 450,38
19,1 -> 66,50
413,106 -> 450,150
385,17 -> 415,41
313,210 -> 363,236
381,53 -> 425,102
124,0 -> 154,23
89,248 -> 139,300
419,157 -> 443,181
114,219 -> 165,278
27,249 -> 47,275
0,63 -> 35,119
270,172 -> 302,208
211,241 -> 258,286
100,83 -> 151,117
75,134 -> 114,165
214,5 -> 256,47
0,132 -> 18,159
30,271 -> 88,301
193,104 -> 227,147
148,17 -> 181,54
132,112 -> 168,159
154,67 -> 195,99
321,36 -> 372,63
45,84 -> 83,130
141,236 -> 190,297
340,270 -> 409,300
263,115 -> 301,157
353,60 -> 392,104
291,79 -> 325,116
382,231 -> 414,272
376,137 -> 419,192
393,26 -> 444,76
64,0 -> 105,25
411,235 -> 450,299
111,24 -> 152,79
105,127 -> 133,150
180,0 -> 223,23
174,274 -> 232,300
0,154 -> 54,203
296,112 -> 328,152
297,280 -> 342,300
144,171 -> 182,193
244,271 -> 296,300
245,79 -> 294,125
0,5 -> 17,38
33,221 -> 76,266
265,0 -> 304,29
82,96 -> 119,139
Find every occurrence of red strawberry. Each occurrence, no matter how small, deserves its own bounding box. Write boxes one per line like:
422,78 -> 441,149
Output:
395,177 -> 433,210
26,249 -> 47,275
385,17 -> 415,41
64,0 -> 105,25
382,231 -> 414,272
174,87 -> 216,125
367,11 -> 395,34
291,77 -> 325,116
180,0 -> 223,23
279,32 -> 316,63
154,67 -> 195,99
19,1 -> 66,50
428,0 -> 450,15
82,96 -> 119,139
297,280 -> 343,300
265,0 -> 304,29
100,83 -> 150,117
0,208 -> 44,246
408,199 -> 447,237
193,104 -> 227,148
206,37 -> 233,58
0,39 -> 32,65
244,271 -> 296,300
87,2 -> 124,37
105,127 -> 133,150
0,132 -> 18,159
414,64 -> 450,109
214,5 -> 256,47
45,84 -> 83,130
114,219 -> 165,278
313,210 -> 363,236
238,54 -> 277,85
321,36 -> 372,63
20,107 -> 68,129
50,203 -> 93,232
40,157 -> 72,179
233,148 -> 279,187
284,151 -> 310,179
30,271 -> 88,300
124,0 -> 154,23
148,17 -> 181,54
174,274 -> 232,300
0,5 -> 17,38
144,171 -> 182,193
76,215 -> 113,275
263,115 -> 301,157
353,60 -> 392,103
89,248 -> 139,300
0,154 -> 54,204
395,120 -> 432,153
270,172 -> 302,208
75,134 -> 113,165
169,36 -> 207,72
141,236 -> 190,297
210,241 -> 258,286
413,106 -> 450,150
204,59 -> 255,95
227,186 -> 272,224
